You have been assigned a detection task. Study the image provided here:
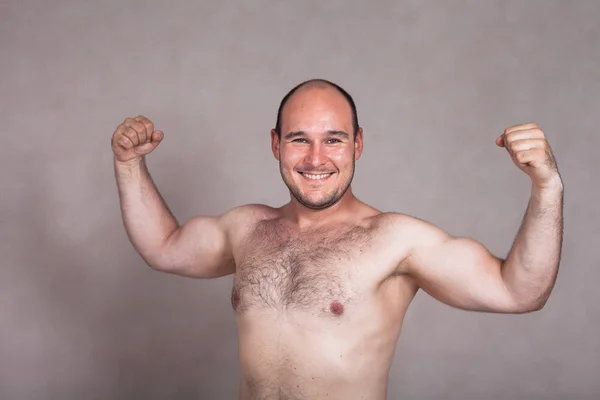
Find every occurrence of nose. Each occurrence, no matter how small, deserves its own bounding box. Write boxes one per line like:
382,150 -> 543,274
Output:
305,142 -> 326,166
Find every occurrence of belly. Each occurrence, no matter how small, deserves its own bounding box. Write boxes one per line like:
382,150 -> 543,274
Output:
236,309 -> 401,400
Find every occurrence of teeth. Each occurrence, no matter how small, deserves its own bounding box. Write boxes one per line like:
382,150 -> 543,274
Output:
303,173 -> 331,180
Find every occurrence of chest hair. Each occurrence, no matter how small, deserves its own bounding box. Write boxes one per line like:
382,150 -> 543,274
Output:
232,219 -> 374,315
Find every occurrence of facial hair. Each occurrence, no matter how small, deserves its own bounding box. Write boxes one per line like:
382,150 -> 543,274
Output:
279,157 -> 355,210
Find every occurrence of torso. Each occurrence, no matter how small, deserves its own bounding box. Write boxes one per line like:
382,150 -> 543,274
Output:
229,204 -> 420,400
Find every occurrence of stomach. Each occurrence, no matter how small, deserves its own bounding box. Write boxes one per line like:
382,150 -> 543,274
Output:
235,308 -> 401,400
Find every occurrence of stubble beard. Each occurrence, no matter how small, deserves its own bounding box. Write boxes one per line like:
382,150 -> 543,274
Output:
279,158 -> 355,211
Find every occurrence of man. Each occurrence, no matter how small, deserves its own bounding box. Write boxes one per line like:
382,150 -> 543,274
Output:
111,79 -> 564,400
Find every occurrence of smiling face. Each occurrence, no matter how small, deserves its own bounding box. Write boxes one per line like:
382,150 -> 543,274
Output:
271,84 -> 363,210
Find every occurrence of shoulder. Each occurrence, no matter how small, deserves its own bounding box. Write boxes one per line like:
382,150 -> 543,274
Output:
374,212 -> 454,248
219,204 -> 281,242
222,203 -> 278,220
377,212 -> 495,275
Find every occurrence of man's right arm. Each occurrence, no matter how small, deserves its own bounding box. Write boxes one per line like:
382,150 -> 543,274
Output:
114,158 -> 235,278
112,116 -> 236,278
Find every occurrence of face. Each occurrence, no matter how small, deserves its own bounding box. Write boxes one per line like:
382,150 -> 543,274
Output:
271,86 -> 363,210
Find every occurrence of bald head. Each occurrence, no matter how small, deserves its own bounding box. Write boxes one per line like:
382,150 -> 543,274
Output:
274,79 -> 359,140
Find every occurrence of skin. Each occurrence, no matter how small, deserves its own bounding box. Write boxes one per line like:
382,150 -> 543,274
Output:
111,83 -> 564,399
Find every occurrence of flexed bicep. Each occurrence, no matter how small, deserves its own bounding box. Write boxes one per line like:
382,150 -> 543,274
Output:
405,227 -> 523,314
153,214 -> 235,278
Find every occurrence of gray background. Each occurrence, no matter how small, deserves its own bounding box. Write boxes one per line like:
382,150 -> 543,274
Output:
1,0 -> 598,399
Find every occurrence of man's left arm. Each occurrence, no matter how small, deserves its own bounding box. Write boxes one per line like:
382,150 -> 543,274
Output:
405,123 -> 564,313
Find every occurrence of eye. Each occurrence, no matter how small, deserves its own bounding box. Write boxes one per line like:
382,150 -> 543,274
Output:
327,139 -> 341,143
292,138 -> 308,143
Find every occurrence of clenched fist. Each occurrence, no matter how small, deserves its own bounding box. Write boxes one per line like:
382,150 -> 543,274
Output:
495,123 -> 562,191
112,115 -> 163,163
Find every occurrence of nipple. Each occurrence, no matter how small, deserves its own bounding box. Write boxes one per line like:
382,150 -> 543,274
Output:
330,301 -> 344,316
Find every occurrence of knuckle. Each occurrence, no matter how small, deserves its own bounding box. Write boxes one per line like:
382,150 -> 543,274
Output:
134,117 -> 145,128
118,128 -> 130,140
114,125 -> 126,136
132,121 -> 145,133
136,115 -> 153,129
124,127 -> 136,138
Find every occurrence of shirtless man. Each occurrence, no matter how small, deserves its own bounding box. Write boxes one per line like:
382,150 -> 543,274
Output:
111,79 -> 564,400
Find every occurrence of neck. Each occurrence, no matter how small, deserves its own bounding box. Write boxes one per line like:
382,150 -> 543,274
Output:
283,187 -> 359,229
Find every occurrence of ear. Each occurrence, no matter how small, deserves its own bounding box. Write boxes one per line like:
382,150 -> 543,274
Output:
270,129 -> 280,161
354,127 -> 364,160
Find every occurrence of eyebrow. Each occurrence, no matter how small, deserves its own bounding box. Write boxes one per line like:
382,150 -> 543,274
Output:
283,130 -> 350,140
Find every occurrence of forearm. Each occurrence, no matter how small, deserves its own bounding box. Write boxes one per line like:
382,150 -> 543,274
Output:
114,156 -> 179,265
501,179 -> 564,310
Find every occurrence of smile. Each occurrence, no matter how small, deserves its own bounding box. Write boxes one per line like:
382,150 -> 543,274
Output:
299,172 -> 334,181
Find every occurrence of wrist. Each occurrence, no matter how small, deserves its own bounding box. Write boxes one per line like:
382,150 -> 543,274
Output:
114,156 -> 146,180
532,176 -> 563,197
114,156 -> 144,169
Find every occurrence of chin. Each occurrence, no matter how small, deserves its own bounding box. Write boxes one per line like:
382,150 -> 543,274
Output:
281,169 -> 351,210
296,191 -> 343,210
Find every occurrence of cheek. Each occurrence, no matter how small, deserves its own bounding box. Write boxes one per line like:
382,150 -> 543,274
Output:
328,147 -> 352,164
280,148 -> 304,166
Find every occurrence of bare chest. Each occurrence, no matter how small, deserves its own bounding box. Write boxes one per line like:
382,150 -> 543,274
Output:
231,221 -> 376,317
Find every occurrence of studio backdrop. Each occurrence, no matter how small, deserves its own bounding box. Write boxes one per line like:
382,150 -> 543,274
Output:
1,1 -> 598,399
